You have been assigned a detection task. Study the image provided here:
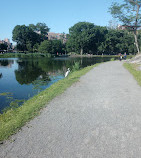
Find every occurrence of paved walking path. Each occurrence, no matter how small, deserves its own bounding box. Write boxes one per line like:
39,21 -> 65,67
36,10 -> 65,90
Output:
1,61 -> 141,158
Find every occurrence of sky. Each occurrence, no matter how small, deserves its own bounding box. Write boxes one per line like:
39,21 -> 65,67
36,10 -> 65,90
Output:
0,0 -> 124,44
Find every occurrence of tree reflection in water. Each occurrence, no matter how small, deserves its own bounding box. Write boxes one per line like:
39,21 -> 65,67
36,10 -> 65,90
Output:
0,57 -> 114,113
0,59 -> 14,67
32,72 -> 51,91
0,73 -> 2,79
14,58 -> 68,91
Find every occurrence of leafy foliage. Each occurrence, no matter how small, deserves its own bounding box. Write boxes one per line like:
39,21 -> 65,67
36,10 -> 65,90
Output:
0,43 -> 8,50
109,1 -> 141,26
67,22 -> 100,55
38,40 -> 65,55
38,40 -> 52,54
29,23 -> 49,41
12,20 -> 141,55
103,29 -> 136,54
12,23 -> 49,52
72,61 -> 80,71
66,21 -> 139,55
109,0 -> 141,53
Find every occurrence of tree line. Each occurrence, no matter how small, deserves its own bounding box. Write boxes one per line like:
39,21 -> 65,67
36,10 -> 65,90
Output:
11,1 -> 141,56
12,22 -> 141,56
66,22 -> 139,55
109,0 -> 141,54
0,44 -> 8,51
12,23 -> 66,56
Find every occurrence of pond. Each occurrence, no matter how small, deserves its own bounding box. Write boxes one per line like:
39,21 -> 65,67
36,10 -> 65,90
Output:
0,56 -> 114,113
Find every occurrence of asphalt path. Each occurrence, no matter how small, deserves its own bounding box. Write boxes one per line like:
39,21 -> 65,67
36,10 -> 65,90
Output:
1,61 -> 141,158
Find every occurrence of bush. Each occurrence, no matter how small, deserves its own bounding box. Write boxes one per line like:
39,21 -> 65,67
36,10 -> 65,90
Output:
72,61 -> 80,71
110,58 -> 115,61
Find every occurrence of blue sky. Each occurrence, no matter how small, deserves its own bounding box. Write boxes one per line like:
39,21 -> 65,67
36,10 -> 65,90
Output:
0,0 -> 123,43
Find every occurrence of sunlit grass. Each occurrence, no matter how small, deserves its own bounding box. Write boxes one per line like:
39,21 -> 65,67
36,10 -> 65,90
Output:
0,63 -> 99,141
0,53 -> 49,58
0,53 -> 134,59
124,63 -> 141,86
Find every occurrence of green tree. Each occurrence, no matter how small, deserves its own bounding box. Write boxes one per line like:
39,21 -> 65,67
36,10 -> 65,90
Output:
26,42 -> 33,52
109,0 -> 141,54
12,25 -> 30,51
67,22 -> 108,55
12,23 -> 49,52
33,43 -> 39,52
12,25 -> 40,52
36,23 -> 49,36
103,30 -> 135,54
66,34 -> 75,53
38,40 -> 52,55
67,22 -> 97,55
38,40 -> 65,56
91,26 -> 108,55
51,40 -> 65,55
29,23 -> 50,41
0,43 -> 8,50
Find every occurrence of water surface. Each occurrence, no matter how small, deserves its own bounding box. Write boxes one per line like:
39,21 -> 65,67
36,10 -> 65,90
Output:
0,56 -> 113,113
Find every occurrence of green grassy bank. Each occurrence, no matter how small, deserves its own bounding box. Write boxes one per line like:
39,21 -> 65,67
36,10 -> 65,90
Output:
0,53 -> 134,59
124,63 -> 141,86
0,63 -> 100,141
0,53 -> 49,58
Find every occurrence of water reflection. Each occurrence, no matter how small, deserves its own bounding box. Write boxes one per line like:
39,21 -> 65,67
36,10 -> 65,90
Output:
15,60 -> 46,85
0,73 -> 2,79
14,59 -> 66,85
0,56 -> 114,113
0,59 -> 14,67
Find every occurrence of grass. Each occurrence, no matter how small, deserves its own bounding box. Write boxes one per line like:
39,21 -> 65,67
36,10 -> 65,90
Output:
0,53 -> 50,58
0,53 -> 134,59
0,63 -> 100,141
124,63 -> 141,86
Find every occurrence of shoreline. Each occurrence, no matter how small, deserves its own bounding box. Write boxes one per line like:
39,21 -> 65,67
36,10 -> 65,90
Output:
0,53 -> 134,59
0,63 -> 100,141
1,61 -> 141,157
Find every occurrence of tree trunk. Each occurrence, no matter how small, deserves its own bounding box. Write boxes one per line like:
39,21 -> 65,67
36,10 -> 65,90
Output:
129,0 -> 140,54
133,31 -> 140,54
80,48 -> 83,55
134,1 -> 140,54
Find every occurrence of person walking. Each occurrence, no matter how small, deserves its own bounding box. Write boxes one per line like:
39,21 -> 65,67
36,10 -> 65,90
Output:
119,53 -> 122,61
124,52 -> 127,60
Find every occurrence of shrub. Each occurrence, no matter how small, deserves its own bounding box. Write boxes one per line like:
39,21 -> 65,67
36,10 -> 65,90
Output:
72,61 -> 80,71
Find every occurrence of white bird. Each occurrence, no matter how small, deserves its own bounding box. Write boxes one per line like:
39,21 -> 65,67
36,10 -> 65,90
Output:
65,68 -> 70,77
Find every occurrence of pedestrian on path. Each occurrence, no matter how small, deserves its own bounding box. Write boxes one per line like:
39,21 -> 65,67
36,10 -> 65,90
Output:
119,53 -> 122,61
124,52 -> 127,60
